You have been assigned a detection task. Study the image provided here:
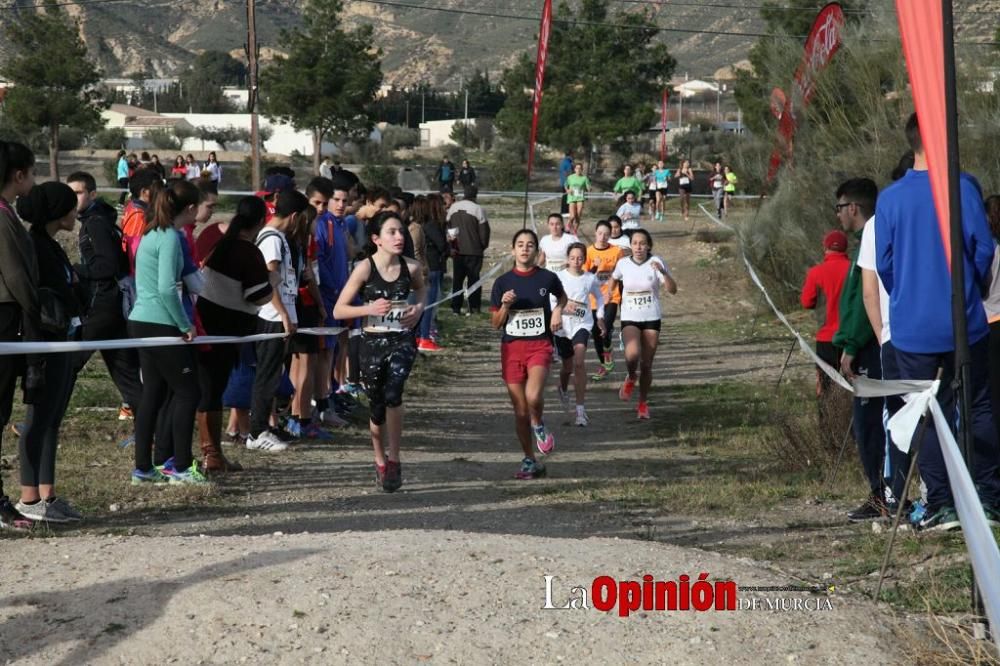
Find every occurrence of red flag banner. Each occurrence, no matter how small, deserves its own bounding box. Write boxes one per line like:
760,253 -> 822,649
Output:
526,0 -> 553,183
896,0 -> 951,266
766,3 -> 845,184
793,3 -> 847,106
660,88 -> 669,162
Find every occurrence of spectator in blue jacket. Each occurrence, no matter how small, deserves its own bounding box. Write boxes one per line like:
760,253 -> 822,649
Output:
874,112 -> 1000,532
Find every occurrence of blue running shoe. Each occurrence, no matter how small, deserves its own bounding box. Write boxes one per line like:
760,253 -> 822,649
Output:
131,468 -> 170,485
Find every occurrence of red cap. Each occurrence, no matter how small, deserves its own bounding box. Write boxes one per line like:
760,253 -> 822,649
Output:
823,230 -> 847,253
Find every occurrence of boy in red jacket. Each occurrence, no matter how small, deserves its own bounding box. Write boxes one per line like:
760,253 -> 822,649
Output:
801,230 -> 850,394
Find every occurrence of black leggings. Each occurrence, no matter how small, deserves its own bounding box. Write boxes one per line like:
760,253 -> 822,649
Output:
19,348 -> 73,487
592,303 -> 618,363
129,320 -> 201,473
348,331 -> 362,385
360,332 -> 417,425
0,303 -> 23,497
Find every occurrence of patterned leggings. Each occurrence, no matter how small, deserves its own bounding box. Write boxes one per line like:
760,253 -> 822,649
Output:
360,332 -> 418,425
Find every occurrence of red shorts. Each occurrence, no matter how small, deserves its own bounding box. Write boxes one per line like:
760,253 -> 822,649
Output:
501,339 -> 553,384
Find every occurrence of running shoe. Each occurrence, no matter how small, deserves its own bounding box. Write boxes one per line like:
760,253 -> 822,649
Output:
602,359 -> 615,373
916,505 -> 961,532
637,402 -> 651,420
590,365 -> 610,382
619,376 -> 636,401
155,457 -> 177,477
118,404 -> 134,420
315,409 -> 348,428
15,499 -> 72,524
383,460 -> 403,493
0,496 -> 33,531
417,338 -> 444,352
575,408 -> 589,427
284,417 -> 304,438
131,467 -> 170,485
271,425 -> 297,443
558,386 -> 571,411
246,431 -> 290,452
533,424 -> 555,455
225,430 -> 249,445
847,493 -> 888,522
301,422 -> 334,441
45,497 -> 82,522
515,457 -> 546,480
375,462 -> 386,488
169,465 -> 209,485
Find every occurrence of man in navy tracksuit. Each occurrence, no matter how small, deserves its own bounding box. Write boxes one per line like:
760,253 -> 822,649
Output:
875,113 -> 1000,531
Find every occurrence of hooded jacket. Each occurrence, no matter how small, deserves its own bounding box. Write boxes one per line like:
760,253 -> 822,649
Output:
75,198 -> 128,321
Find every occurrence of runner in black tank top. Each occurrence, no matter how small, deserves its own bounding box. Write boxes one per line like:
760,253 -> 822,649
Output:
334,211 -> 426,492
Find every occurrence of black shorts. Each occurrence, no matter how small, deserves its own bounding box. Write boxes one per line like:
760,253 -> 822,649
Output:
679,184 -> 693,193
290,301 -> 321,354
554,328 -> 590,359
621,320 -> 661,332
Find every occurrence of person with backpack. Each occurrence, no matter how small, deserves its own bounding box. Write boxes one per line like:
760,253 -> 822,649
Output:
68,171 -> 143,421
435,157 -> 456,194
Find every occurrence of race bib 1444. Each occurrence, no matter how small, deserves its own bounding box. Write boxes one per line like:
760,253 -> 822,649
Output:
365,300 -> 409,332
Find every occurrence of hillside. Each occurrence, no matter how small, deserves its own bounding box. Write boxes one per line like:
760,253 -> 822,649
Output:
0,0 -> 996,89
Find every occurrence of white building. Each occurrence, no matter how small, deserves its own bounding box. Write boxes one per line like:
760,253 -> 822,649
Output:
101,105 -> 381,156
419,118 -> 473,148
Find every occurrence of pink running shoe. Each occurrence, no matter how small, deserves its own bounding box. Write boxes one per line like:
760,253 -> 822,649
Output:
619,377 -> 636,401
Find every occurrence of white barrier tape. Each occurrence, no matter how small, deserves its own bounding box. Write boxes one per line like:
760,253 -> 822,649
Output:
0,326 -> 345,356
424,261 -> 506,310
697,203 -> 999,645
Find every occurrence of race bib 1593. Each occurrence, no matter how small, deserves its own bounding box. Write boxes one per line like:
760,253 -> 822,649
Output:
506,308 -> 545,337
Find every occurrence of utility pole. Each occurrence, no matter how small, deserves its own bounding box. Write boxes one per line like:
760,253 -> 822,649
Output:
405,99 -> 410,128
421,89 -> 425,124
464,87 -> 469,144
246,0 -> 261,189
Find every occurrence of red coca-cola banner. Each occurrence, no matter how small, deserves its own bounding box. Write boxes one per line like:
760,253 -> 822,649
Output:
526,0 -> 553,183
896,0 -> 951,265
766,3 -> 845,184
660,88 -> 669,162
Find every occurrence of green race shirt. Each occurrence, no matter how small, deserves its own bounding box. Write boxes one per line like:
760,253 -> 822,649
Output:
565,174 -> 590,203
613,176 -> 643,198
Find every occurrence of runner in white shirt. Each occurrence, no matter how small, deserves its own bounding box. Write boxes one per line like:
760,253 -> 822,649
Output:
616,191 -> 643,230
608,215 -> 632,253
554,243 -> 606,426
608,229 -> 676,420
537,213 -> 579,273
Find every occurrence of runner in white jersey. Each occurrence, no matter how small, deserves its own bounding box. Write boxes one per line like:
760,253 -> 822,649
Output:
554,243 -> 605,426
609,229 -> 676,420
537,213 -> 579,273
607,215 -> 632,253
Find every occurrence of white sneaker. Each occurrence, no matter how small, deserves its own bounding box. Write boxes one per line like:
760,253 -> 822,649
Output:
558,387 -> 570,411
575,408 -> 589,427
246,431 -> 289,452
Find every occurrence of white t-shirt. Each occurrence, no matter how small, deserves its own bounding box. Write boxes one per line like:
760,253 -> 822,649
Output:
555,269 -> 604,338
609,235 -> 631,251
256,228 -> 298,324
539,233 -> 579,273
855,216 -> 890,344
616,203 -> 643,229
613,256 -> 668,322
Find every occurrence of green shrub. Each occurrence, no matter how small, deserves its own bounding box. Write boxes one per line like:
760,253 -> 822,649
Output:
92,128 -> 127,150
360,163 -> 396,189
144,128 -> 181,150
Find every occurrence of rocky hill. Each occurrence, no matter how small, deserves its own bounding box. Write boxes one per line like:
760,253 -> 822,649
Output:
1,0 -> 996,89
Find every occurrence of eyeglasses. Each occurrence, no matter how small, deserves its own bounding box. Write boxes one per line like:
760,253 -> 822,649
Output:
833,202 -> 855,213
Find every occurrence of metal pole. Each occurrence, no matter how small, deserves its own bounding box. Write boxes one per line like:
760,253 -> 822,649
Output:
774,339 -> 796,389
823,415 -> 856,495
941,0 -> 984,630
246,0 -> 261,189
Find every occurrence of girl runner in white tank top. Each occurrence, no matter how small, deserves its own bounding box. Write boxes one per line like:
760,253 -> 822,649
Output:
538,213 -> 579,273
608,228 -> 676,420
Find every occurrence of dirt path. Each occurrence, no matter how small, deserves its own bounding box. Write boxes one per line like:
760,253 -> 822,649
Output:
0,212 -> 909,664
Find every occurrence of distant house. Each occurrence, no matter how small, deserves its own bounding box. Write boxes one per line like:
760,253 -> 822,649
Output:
102,104 -> 194,144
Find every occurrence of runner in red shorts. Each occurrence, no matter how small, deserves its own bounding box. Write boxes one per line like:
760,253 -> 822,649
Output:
490,229 -> 567,479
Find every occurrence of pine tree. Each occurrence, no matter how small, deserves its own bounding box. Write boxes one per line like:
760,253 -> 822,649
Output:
260,0 -> 383,174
